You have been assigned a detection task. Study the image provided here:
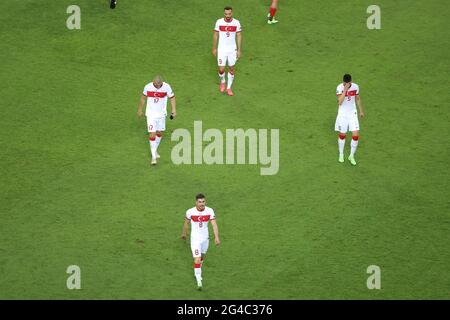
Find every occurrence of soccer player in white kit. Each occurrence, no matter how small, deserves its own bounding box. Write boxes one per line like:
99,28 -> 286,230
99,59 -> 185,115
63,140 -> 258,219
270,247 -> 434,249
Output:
181,194 -> 220,290
137,75 -> 176,165
335,74 -> 365,165
212,6 -> 242,96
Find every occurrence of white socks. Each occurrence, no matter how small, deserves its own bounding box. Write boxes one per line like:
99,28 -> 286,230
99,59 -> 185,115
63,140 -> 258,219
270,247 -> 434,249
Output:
194,263 -> 202,280
149,135 -> 163,159
156,135 -> 162,149
218,72 -> 226,83
227,72 -> 234,89
149,138 -> 157,159
338,137 -> 345,156
218,71 -> 235,89
338,135 -> 359,156
350,138 -> 359,156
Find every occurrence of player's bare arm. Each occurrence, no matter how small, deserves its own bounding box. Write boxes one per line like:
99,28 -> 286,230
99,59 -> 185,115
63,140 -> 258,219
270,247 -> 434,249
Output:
236,32 -> 242,59
170,96 -> 177,118
210,219 -> 220,245
137,94 -> 146,117
356,95 -> 364,117
181,217 -> 189,240
338,82 -> 351,105
212,31 -> 218,56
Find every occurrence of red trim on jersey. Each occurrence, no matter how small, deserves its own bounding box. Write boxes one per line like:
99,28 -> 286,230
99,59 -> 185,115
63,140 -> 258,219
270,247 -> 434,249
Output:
191,215 -> 211,222
219,25 -> 238,32
345,90 -> 358,97
147,91 -> 168,98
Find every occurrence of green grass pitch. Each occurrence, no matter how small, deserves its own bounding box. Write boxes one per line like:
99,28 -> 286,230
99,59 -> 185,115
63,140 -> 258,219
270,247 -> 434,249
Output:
0,0 -> 449,299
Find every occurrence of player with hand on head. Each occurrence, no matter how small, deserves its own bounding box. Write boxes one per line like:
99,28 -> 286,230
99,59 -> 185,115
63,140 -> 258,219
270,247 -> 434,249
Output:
181,194 -> 220,290
335,74 -> 365,165
137,75 -> 176,166
212,6 -> 242,96
267,0 -> 279,24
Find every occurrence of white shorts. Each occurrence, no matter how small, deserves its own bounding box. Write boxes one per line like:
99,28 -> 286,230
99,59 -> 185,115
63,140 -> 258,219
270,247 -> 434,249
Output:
191,239 -> 209,258
146,116 -> 166,133
217,50 -> 237,67
335,112 -> 360,133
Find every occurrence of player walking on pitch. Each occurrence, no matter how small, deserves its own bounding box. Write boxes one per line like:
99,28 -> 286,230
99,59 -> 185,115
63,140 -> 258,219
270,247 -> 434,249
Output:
181,194 -> 220,290
137,75 -> 176,166
335,74 -> 365,165
212,6 -> 242,96
267,0 -> 279,24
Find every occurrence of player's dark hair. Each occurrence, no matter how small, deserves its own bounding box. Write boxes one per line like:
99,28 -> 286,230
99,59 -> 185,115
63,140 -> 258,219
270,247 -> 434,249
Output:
224,6 -> 232,11
196,193 -> 206,200
343,74 -> 352,83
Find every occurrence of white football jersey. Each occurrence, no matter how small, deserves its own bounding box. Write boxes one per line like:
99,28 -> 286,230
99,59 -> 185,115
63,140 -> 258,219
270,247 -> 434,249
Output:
336,83 -> 359,115
186,206 -> 216,241
214,18 -> 241,52
142,82 -> 174,118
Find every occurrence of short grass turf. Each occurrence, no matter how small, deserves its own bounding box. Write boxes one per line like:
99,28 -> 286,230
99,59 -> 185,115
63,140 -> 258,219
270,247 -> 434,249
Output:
0,0 -> 449,299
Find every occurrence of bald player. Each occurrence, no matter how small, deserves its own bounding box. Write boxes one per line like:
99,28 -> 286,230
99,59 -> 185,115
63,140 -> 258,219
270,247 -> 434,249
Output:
137,75 -> 176,165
